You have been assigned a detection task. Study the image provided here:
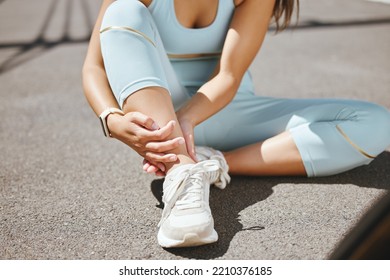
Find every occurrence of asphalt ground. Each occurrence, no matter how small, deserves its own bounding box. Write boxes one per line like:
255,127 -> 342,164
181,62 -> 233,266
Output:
0,0 -> 389,260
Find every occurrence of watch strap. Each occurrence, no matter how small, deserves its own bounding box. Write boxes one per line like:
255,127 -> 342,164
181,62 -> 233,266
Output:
99,108 -> 124,137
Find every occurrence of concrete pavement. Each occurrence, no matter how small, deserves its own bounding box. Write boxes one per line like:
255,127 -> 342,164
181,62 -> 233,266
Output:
0,0 -> 389,259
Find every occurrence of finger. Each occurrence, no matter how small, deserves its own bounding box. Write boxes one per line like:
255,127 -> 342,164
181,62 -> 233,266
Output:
142,158 -> 164,172
146,165 -> 159,174
185,133 -> 198,162
142,160 -> 151,171
145,152 -> 178,163
142,158 -> 166,177
143,120 -> 176,140
157,162 -> 166,172
145,137 -> 185,153
155,170 -> 166,177
143,162 -> 150,171
181,125 -> 197,162
130,112 -> 159,131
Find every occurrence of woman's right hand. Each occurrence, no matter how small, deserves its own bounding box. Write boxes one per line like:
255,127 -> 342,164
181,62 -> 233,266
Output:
106,111 -> 184,171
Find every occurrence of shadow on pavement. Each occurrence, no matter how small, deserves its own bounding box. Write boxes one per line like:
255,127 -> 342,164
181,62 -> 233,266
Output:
150,151 -> 389,259
0,0 -> 93,73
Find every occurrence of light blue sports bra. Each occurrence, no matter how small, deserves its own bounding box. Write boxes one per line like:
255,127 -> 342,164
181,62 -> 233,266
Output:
148,0 -> 235,56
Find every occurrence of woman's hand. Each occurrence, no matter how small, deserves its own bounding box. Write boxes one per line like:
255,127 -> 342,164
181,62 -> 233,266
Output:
176,115 -> 198,162
142,159 -> 166,176
107,111 -> 184,170
141,114 -> 198,177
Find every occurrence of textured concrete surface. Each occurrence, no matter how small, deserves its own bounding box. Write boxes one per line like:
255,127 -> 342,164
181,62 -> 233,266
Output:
0,0 -> 389,260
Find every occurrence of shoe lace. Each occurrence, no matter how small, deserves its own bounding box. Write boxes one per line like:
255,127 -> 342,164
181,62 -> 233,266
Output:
195,146 -> 231,189
158,160 -> 219,227
209,154 -> 231,189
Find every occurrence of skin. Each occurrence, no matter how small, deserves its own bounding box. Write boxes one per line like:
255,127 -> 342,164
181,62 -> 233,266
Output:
82,0 -> 306,177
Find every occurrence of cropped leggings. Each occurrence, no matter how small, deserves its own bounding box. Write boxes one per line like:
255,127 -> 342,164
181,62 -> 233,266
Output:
100,0 -> 390,177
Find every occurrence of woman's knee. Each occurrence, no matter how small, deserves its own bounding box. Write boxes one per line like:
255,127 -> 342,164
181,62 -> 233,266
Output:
101,0 -> 154,38
354,101 -> 390,154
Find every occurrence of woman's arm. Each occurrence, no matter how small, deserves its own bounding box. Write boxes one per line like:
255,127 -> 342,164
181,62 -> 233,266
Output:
82,0 -> 182,169
176,0 -> 276,156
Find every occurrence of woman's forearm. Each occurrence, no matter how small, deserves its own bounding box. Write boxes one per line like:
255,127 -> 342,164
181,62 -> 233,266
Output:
176,72 -> 239,126
82,64 -> 119,116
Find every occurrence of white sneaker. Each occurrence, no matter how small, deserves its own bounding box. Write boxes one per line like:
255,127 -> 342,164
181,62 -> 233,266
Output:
157,160 -> 220,248
195,146 -> 230,189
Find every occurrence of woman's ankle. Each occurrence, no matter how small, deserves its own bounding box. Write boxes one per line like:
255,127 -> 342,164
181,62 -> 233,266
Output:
166,155 -> 195,174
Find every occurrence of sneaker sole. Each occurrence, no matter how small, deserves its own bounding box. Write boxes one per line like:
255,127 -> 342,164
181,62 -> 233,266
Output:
158,229 -> 218,248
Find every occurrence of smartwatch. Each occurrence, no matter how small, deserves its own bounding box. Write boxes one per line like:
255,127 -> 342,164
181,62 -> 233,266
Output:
99,108 -> 124,137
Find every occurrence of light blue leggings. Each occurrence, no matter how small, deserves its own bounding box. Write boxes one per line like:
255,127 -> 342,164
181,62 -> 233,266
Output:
99,0 -> 390,177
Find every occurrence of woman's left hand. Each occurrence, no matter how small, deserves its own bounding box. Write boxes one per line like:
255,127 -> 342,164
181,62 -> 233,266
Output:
177,116 -> 198,162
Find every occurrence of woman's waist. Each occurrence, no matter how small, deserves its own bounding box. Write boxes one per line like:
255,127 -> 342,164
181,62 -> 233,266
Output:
170,58 -> 255,94
170,57 -> 219,87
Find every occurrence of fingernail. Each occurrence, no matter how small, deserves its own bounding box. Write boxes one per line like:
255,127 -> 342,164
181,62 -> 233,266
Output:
169,155 -> 177,161
178,138 -> 185,145
151,123 -> 159,130
147,166 -> 155,173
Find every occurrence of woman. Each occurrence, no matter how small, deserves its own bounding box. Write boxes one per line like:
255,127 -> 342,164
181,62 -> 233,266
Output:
82,0 -> 390,248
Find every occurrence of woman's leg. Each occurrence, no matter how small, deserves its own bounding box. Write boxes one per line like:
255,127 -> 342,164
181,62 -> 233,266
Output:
100,0 -> 219,247
123,88 -> 194,170
224,131 -> 306,176
100,0 -> 193,171
195,95 -> 390,177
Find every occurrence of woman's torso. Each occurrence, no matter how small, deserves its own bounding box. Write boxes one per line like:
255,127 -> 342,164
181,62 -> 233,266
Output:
147,0 -> 254,95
